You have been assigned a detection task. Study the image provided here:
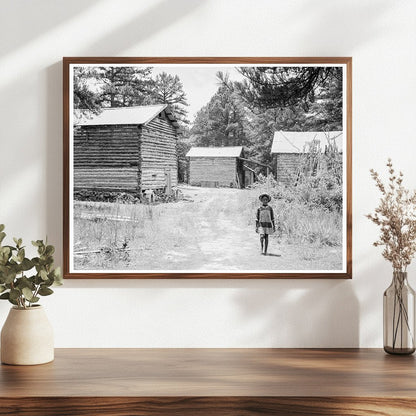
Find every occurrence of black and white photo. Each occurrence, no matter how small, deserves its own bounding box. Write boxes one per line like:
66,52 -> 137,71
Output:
63,58 -> 352,278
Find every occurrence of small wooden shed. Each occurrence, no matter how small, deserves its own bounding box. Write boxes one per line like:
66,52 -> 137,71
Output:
74,104 -> 179,194
186,146 -> 247,188
271,131 -> 343,185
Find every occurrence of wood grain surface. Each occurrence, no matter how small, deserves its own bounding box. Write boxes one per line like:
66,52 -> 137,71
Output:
1,348 -> 415,415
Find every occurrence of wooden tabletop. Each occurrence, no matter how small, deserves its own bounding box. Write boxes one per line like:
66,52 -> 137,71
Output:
1,348 -> 416,415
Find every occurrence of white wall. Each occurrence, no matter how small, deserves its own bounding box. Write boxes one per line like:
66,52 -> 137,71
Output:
0,0 -> 415,347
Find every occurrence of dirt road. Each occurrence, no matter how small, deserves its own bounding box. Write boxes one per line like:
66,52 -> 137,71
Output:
74,185 -> 342,272
163,185 -> 341,272
176,186 -> 274,271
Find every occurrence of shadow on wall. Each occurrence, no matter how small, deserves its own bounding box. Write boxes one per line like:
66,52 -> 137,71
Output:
44,0 -> 204,264
354,248 -> 394,348
233,279 -> 359,347
289,0 -> 394,52
0,0 -> 101,56
84,0 -> 204,55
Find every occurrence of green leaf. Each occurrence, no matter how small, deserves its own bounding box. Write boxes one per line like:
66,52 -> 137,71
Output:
0,246 -> 10,255
34,274 -> 43,285
51,266 -> 61,278
3,245 -> 17,251
9,288 -> 21,301
0,285 -> 6,293
20,258 -> 34,271
38,287 -> 53,296
32,240 -> 43,247
13,237 -> 22,248
0,232 -> 6,244
43,256 -> 54,266
2,271 -> 17,284
0,291 -> 17,306
0,224 -> 5,232
16,248 -> 25,263
52,267 -> 63,285
42,276 -> 54,287
0,249 -> 9,266
39,269 -> 48,281
22,287 -> 35,301
17,276 -> 35,290
45,245 -> 55,256
0,248 -> 11,266
8,297 -> 18,306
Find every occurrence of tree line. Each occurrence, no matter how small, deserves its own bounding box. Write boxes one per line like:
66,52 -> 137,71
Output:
74,65 -> 343,179
190,67 -> 342,167
74,66 -> 189,124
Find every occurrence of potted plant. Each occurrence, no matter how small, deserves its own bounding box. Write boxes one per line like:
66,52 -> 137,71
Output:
367,159 -> 416,354
0,224 -> 62,365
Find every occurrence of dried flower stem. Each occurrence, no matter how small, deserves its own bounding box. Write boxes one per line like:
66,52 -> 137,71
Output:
366,159 -> 416,272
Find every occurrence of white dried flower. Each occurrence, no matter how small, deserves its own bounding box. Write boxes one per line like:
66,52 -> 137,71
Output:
366,160 -> 416,272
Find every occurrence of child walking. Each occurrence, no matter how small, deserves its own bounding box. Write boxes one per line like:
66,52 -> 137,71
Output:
256,193 -> 276,255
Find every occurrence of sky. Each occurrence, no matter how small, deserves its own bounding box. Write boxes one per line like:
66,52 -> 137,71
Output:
152,65 -> 245,120
73,64 -> 244,121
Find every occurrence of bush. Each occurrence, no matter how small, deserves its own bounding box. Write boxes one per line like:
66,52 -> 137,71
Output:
245,174 -> 343,247
74,190 -> 181,205
253,171 -> 343,212
74,190 -> 141,204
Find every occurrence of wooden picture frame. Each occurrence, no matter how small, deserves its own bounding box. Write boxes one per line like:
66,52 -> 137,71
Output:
63,57 -> 352,279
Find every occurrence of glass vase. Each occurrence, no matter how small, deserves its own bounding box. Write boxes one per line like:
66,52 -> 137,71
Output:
383,271 -> 415,355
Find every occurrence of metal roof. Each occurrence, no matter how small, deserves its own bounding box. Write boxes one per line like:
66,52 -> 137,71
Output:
271,131 -> 343,154
75,104 -> 179,128
186,146 -> 243,158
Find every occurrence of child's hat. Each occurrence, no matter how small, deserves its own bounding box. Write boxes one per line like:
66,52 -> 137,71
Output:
259,193 -> 271,202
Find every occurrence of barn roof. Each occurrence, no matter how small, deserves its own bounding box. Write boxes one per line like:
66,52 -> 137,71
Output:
271,131 -> 343,154
186,146 -> 243,158
75,104 -> 179,128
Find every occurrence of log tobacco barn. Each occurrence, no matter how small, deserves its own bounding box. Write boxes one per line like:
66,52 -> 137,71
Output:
271,130 -> 343,185
186,146 -> 257,188
74,104 -> 179,194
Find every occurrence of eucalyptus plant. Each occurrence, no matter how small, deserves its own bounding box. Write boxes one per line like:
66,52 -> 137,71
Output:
0,224 -> 62,309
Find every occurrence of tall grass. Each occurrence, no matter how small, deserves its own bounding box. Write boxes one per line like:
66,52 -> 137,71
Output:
241,175 -> 342,247
73,200 -> 198,270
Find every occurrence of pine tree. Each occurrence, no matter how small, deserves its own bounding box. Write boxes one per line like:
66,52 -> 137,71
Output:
190,77 -> 248,147
96,66 -> 154,108
73,67 -> 100,114
235,66 -> 343,130
150,72 -> 189,124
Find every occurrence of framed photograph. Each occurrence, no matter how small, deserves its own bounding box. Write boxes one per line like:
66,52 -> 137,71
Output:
63,57 -> 352,279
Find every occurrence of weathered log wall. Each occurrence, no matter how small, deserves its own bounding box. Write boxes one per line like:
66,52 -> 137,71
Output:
188,157 -> 237,187
274,153 -> 302,185
73,125 -> 140,192
74,167 -> 138,191
140,116 -> 178,190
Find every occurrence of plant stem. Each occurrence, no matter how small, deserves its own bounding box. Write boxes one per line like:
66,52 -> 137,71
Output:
391,275 -> 415,350
392,286 -> 397,347
33,284 -> 40,298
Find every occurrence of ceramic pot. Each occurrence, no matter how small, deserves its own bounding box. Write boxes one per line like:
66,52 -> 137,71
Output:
1,305 -> 54,365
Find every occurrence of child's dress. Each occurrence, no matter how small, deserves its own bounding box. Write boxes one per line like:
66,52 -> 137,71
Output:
256,206 -> 275,234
